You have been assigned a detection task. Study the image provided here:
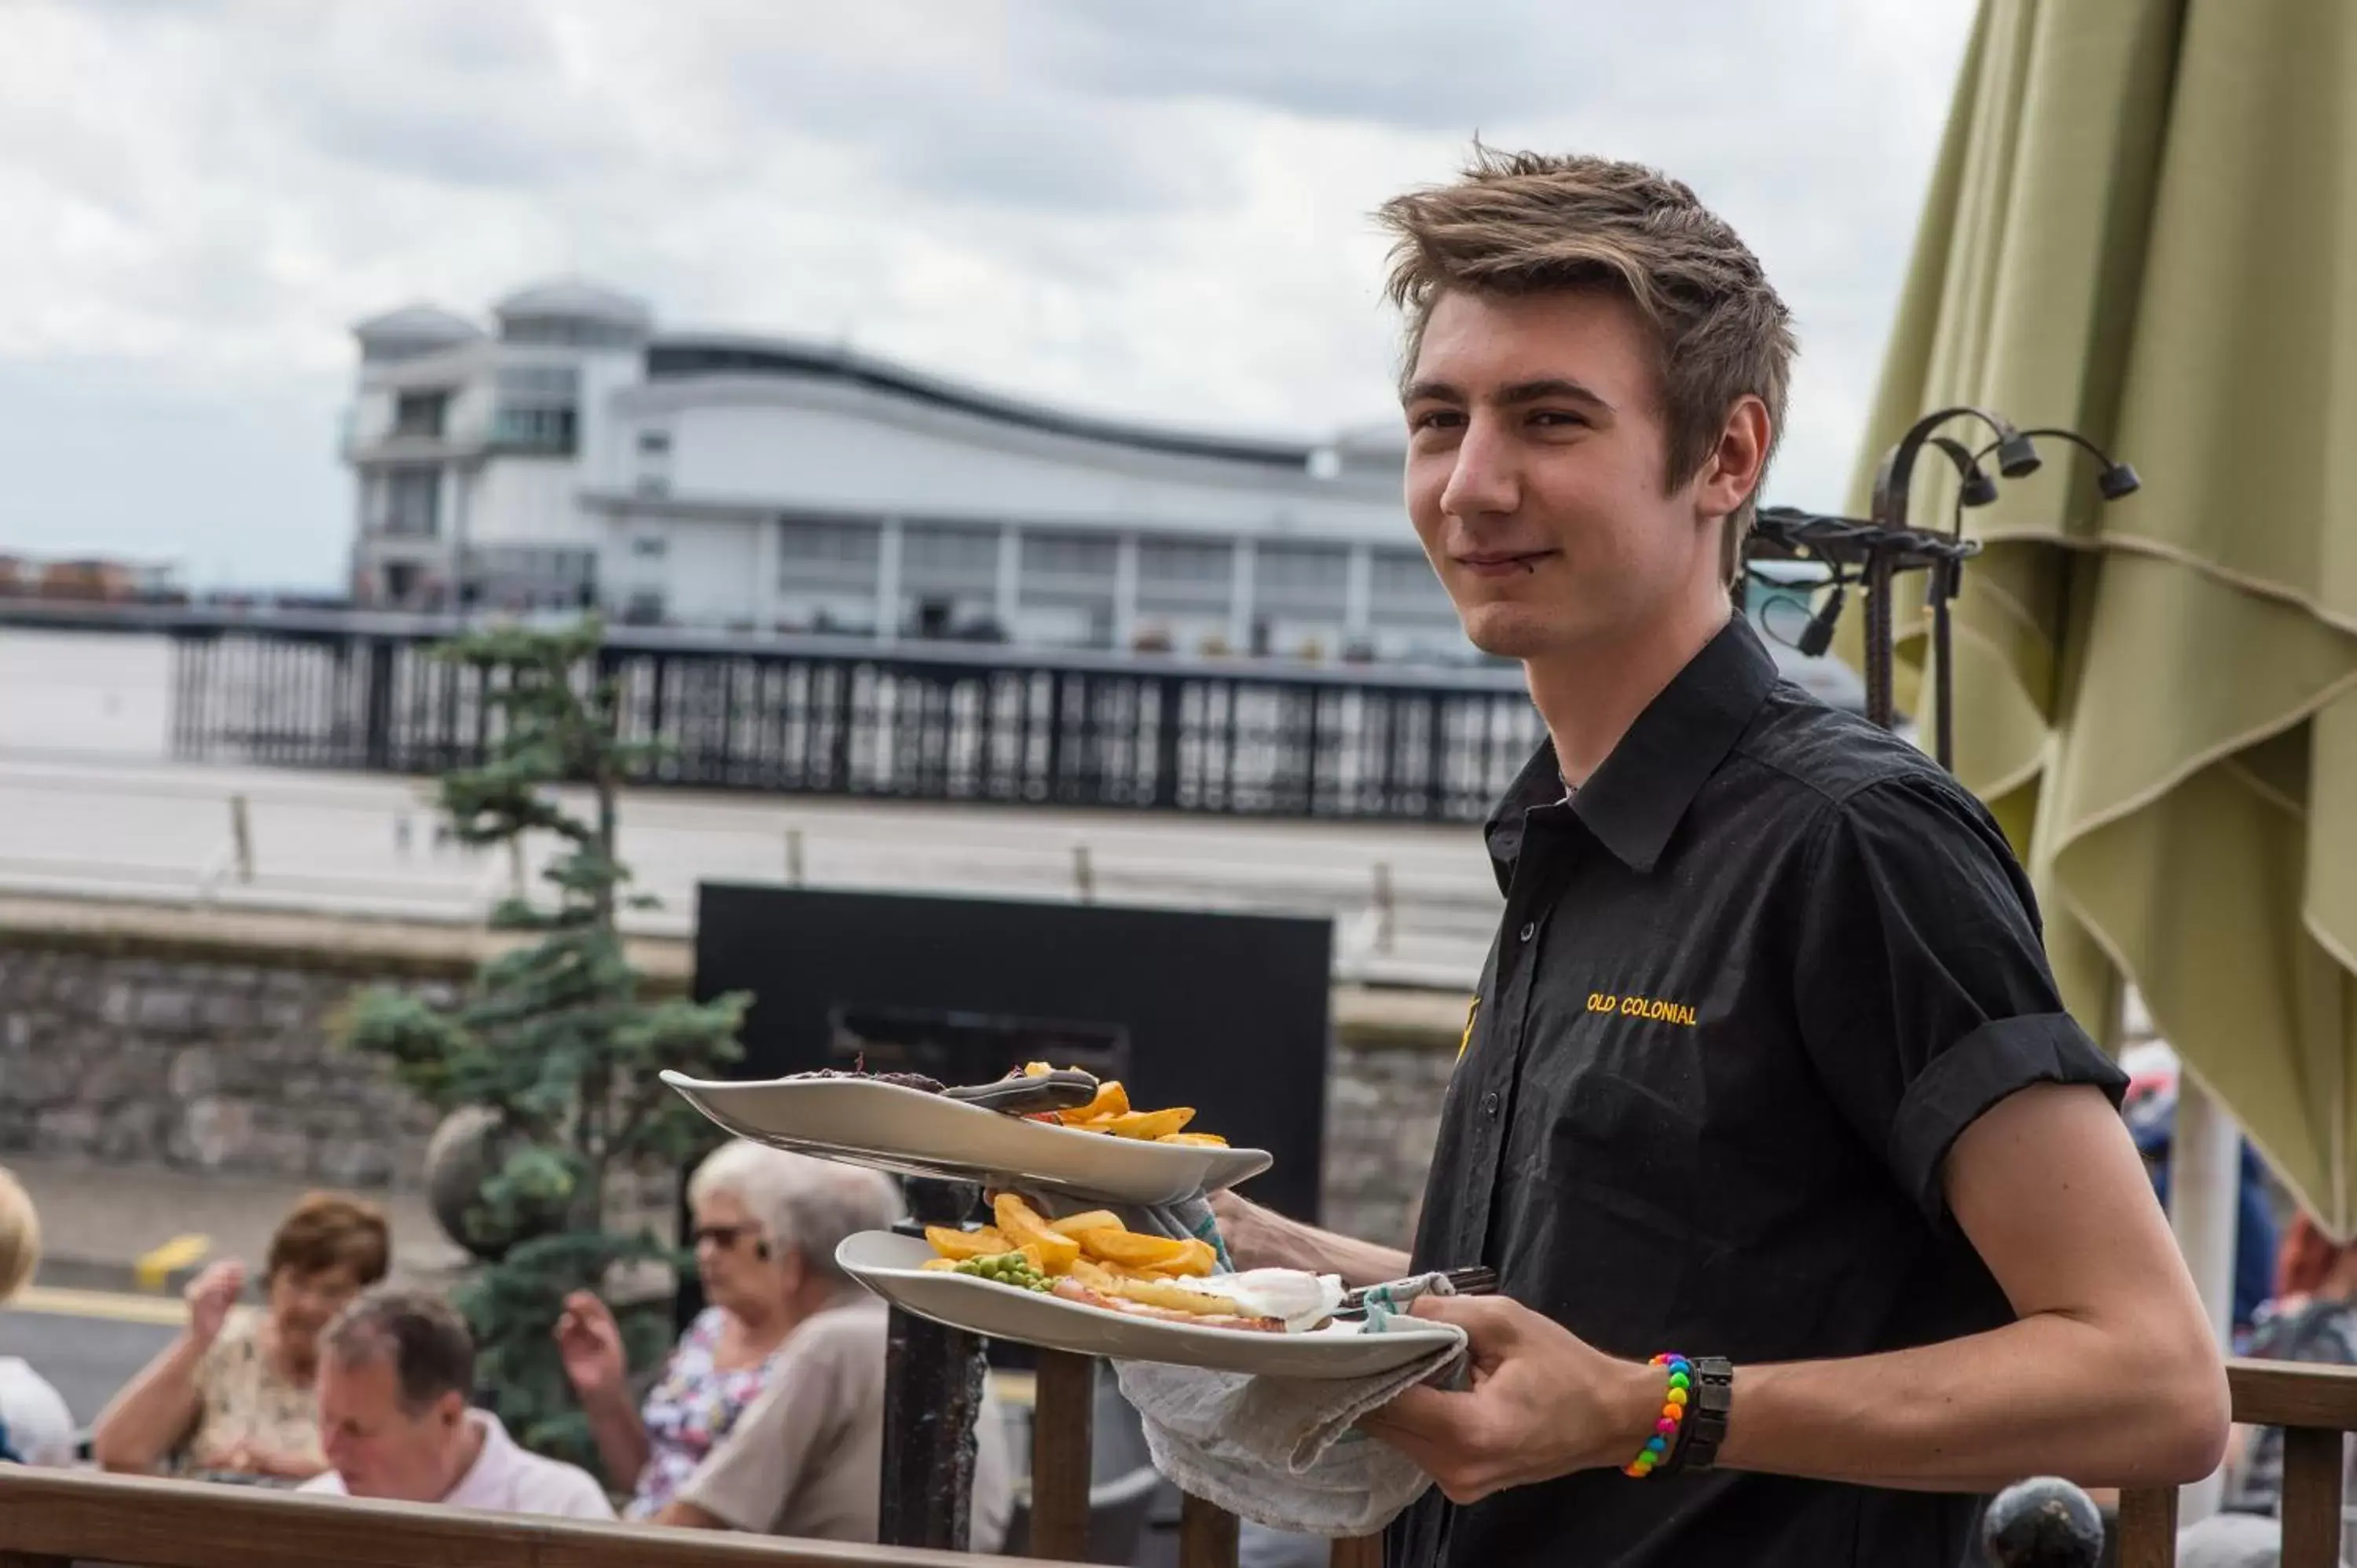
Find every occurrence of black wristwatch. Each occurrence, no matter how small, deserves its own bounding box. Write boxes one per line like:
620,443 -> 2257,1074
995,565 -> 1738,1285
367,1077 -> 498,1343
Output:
1666,1357 -> 1735,1473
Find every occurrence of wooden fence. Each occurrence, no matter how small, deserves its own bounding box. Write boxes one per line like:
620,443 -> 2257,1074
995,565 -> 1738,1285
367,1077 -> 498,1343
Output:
2116,1358 -> 2357,1567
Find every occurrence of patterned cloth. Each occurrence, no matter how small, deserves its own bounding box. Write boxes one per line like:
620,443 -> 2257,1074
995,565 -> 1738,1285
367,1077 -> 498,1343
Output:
2223,1295 -> 2357,1516
624,1307 -> 779,1519
175,1306 -> 324,1484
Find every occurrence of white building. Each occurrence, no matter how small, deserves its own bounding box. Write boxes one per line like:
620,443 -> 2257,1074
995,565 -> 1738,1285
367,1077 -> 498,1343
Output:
345,280 -> 1472,663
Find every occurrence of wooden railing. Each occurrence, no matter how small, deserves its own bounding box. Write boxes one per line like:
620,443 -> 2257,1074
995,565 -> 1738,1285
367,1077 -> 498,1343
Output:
0,1465 -> 1025,1568
2117,1358 -> 2357,1568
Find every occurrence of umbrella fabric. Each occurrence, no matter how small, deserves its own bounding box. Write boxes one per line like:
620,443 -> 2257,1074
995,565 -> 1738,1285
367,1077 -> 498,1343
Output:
1846,0 -> 2357,1230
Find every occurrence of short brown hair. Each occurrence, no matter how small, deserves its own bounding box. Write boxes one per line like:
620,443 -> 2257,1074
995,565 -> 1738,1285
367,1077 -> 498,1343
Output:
1377,148 -> 1795,581
324,1288 -> 475,1414
267,1192 -> 390,1286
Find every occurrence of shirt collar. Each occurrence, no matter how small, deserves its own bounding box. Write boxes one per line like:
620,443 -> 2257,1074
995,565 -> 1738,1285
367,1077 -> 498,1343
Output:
442,1409 -> 509,1507
1484,614 -> 1780,882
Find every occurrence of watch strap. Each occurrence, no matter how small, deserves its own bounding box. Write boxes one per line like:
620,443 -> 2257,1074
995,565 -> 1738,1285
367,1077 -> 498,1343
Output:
1668,1357 -> 1734,1473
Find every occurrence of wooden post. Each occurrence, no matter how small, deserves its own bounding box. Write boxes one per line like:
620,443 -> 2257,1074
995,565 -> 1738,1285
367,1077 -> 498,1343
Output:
229,794 -> 253,884
2113,1486 -> 2178,1568
1072,844 -> 1095,904
1329,1536 -> 1385,1568
2280,1424 -> 2344,1566
1178,1491 -> 1240,1568
1028,1348 -> 1095,1560
875,1180 -> 986,1552
785,826 -> 805,887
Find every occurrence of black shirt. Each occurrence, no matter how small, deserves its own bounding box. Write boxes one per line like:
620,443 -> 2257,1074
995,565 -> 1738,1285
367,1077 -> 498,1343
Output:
1390,616 -> 2124,1568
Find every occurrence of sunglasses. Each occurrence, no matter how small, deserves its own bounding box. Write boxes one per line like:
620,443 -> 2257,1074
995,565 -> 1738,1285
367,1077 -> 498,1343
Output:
691,1222 -> 767,1255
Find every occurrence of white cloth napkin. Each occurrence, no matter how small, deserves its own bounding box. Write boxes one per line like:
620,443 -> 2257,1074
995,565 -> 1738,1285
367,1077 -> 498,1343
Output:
1113,1322 -> 1467,1538
1007,1186 -> 1466,1535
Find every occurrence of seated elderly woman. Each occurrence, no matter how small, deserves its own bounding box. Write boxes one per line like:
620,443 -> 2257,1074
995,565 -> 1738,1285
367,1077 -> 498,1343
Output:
555,1140 -> 868,1517
636,1158 -> 1014,1548
90,1191 -> 390,1483
0,1163 -> 75,1466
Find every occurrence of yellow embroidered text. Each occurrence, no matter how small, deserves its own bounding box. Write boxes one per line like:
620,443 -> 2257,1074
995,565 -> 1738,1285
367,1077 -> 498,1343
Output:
1585,992 -> 1698,1028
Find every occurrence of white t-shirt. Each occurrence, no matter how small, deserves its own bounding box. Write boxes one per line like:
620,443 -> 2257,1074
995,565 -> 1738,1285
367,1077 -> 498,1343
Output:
302,1410 -> 614,1521
0,1357 -> 75,1467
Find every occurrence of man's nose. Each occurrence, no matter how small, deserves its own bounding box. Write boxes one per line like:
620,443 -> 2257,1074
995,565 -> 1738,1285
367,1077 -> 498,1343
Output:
1437,416 -> 1521,523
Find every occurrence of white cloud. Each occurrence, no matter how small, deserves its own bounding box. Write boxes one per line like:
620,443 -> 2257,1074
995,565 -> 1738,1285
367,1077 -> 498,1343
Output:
0,0 -> 1976,588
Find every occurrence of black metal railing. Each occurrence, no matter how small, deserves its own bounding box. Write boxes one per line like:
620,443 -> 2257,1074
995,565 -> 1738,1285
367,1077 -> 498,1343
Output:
144,610 -> 1544,822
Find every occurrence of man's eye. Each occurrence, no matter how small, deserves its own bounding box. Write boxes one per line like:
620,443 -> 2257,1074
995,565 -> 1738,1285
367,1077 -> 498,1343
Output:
1408,408 -> 1464,433
1530,409 -> 1589,428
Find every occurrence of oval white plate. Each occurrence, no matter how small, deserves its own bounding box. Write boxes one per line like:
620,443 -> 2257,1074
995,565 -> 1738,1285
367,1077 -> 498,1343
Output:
837,1232 -> 1464,1379
660,1072 -> 1273,1204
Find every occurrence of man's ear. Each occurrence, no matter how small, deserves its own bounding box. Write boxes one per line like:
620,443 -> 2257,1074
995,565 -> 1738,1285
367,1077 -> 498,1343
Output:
438,1390 -> 468,1431
1695,394 -> 1772,522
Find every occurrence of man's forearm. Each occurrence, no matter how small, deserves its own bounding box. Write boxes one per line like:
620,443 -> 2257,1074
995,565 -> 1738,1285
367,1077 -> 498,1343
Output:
1215,1194 -> 1409,1288
1711,1309 -> 2228,1492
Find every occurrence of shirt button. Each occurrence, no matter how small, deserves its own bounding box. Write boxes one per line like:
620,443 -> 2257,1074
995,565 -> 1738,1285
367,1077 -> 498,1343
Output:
1482,1092 -> 1500,1118
1518,921 -> 1536,943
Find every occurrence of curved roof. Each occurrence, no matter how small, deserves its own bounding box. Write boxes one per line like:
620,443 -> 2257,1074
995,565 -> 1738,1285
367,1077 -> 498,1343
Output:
352,303 -> 483,346
493,277 -> 653,332
643,332 -> 1325,473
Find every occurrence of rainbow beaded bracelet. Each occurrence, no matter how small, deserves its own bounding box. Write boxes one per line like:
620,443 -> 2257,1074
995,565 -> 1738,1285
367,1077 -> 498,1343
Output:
1622,1354 -> 1692,1478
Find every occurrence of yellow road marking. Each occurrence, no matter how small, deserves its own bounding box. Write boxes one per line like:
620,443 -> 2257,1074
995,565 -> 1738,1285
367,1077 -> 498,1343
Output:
134,1233 -> 210,1292
11,1284 -> 189,1326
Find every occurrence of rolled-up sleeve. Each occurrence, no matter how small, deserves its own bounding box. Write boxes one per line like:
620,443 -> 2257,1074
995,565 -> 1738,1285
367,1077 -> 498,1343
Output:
1792,774 -> 2125,1220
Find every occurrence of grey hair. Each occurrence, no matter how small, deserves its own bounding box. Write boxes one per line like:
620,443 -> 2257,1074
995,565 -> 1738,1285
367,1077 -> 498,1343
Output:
324,1287 -> 475,1414
687,1140 -> 904,1284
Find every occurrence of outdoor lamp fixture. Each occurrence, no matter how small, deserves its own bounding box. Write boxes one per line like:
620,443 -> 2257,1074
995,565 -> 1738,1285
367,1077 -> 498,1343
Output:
1753,408 -> 2138,774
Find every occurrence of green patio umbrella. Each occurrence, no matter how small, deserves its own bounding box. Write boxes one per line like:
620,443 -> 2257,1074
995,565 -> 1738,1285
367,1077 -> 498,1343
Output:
1849,0 -> 2357,1231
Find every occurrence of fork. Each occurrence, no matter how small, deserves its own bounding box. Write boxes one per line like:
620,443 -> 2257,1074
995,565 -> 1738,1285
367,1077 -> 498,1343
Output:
1337,1266 -> 1498,1317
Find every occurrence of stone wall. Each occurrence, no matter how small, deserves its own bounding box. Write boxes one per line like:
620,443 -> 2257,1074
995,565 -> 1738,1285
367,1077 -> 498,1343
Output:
0,899 -> 1463,1244
0,945 -> 448,1189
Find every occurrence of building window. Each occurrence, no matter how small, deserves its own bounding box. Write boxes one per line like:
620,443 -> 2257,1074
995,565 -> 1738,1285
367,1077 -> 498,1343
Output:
1255,541 -> 1349,615
392,392 -> 449,439
1138,538 -> 1230,582
637,428 -> 672,456
490,405 -> 577,453
902,524 -> 999,592
631,537 -> 666,559
623,589 -> 666,625
1022,532 -> 1117,580
497,365 -> 579,399
778,515 -> 882,589
383,468 -> 441,537
634,474 -> 669,497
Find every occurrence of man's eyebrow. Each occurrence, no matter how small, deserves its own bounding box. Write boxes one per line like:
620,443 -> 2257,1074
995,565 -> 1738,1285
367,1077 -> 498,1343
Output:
1496,377 -> 1615,412
1398,377 -> 1617,413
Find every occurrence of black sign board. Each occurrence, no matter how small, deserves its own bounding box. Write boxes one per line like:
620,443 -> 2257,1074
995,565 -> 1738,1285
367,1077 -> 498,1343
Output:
692,884 -> 1335,1223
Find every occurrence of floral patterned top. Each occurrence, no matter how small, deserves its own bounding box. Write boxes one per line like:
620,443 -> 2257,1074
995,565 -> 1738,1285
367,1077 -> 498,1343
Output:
625,1308 -> 779,1519
176,1306 -> 326,1485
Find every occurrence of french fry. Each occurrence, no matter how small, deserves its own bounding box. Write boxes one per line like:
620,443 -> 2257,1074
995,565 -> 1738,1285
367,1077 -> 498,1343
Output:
922,1258 -> 962,1272
1018,1241 -> 1047,1273
1098,1107 -> 1196,1141
1021,1061 -> 1054,1077
924,1225 -> 1011,1261
1101,1273 -> 1242,1317
1047,1210 -> 1123,1236
1058,1080 -> 1131,1123
992,1192 -> 1082,1275
1131,1240 -> 1218,1279
1076,1228 -> 1198,1271
1154,1132 -> 1229,1147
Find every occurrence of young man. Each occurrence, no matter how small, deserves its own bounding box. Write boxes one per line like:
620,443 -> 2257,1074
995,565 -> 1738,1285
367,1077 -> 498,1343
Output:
1212,151 -> 2227,1567
301,1288 -> 613,1521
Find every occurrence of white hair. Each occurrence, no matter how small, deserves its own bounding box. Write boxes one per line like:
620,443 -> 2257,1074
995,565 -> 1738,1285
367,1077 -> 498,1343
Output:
0,1164 -> 37,1302
687,1140 -> 904,1282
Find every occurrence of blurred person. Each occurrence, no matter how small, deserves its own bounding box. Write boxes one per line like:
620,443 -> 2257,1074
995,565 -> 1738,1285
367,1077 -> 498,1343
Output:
0,1163 -> 75,1466
2174,1212 -> 2357,1567
301,1287 -> 610,1519
643,1156 -> 1014,1548
555,1141 -> 899,1518
92,1190 -> 388,1482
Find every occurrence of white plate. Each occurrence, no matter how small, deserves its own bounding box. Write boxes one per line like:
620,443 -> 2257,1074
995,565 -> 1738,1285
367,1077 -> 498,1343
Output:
836,1232 -> 1465,1379
660,1072 -> 1273,1204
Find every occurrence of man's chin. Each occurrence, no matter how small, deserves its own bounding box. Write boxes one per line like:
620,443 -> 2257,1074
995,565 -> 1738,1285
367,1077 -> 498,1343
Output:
1459,606 -> 1566,661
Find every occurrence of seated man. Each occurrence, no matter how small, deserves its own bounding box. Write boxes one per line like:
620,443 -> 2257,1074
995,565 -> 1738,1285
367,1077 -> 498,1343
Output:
300,1288 -> 612,1521
643,1162 -> 1014,1548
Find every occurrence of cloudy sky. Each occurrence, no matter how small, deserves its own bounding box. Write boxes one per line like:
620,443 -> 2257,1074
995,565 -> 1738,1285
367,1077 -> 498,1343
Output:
1,1 -> 1976,592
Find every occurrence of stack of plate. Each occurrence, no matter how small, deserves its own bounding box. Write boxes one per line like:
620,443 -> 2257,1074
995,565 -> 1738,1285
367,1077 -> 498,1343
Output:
660,1071 -> 1461,1376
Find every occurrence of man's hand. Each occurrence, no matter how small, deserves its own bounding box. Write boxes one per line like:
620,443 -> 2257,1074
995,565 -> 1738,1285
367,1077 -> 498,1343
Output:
1358,1295 -> 1662,1504
554,1290 -> 628,1399
183,1260 -> 247,1349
